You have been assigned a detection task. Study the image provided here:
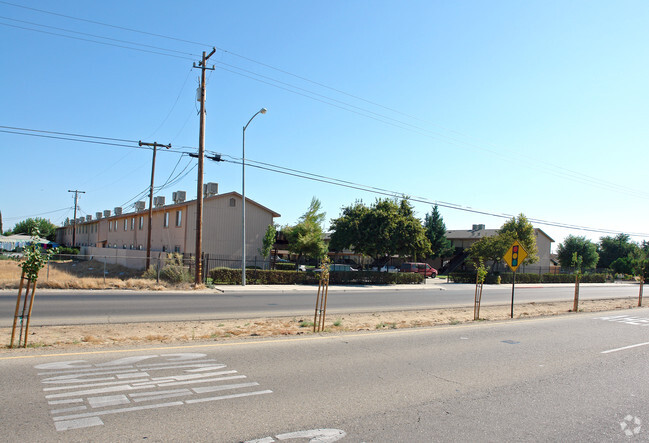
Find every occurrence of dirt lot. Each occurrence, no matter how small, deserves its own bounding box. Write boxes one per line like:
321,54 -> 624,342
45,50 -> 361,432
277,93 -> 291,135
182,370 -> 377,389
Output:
2,297 -> 643,351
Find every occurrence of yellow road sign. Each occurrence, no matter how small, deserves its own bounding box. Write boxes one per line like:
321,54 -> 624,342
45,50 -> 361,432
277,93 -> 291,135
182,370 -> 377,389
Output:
503,240 -> 528,272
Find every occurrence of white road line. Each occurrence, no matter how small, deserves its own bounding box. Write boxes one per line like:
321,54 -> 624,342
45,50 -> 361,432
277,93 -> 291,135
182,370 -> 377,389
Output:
88,394 -> 130,408
54,417 -> 103,431
129,388 -> 190,398
42,369 -> 141,383
48,399 -> 84,405
151,374 -> 248,388
52,401 -> 183,421
185,389 -> 273,404
131,391 -> 194,403
143,370 -> 237,384
44,380 -> 143,392
193,382 -> 260,394
601,341 -> 649,354
185,365 -> 228,373
51,406 -> 88,414
45,383 -> 150,399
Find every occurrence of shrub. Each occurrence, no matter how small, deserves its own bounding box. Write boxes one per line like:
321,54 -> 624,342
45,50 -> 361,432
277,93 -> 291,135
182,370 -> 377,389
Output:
275,263 -> 296,271
143,253 -> 192,283
207,268 -> 425,285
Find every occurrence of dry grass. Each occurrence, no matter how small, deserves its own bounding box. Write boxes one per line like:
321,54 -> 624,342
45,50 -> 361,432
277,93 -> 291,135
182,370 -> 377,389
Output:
1,298 -> 644,350
0,259 -> 167,290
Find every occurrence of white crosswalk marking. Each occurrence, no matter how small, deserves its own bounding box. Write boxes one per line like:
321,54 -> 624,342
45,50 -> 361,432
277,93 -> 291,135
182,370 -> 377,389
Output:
36,353 -> 272,431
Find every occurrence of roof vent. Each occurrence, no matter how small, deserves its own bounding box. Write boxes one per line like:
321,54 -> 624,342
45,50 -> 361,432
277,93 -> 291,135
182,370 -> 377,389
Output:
204,182 -> 218,197
86,215 -> 92,221
172,191 -> 186,204
114,207 -> 123,216
96,212 -> 103,220
154,196 -> 165,207
103,210 -> 111,218
134,201 -> 146,212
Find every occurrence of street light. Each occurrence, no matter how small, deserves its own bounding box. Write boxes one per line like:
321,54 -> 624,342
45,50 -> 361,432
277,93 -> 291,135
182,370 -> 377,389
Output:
242,107 -> 267,286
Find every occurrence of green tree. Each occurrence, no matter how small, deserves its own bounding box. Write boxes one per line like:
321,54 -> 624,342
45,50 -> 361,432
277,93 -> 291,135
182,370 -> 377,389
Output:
391,199 -> 431,260
258,223 -> 277,260
556,235 -> 599,269
468,214 -> 538,270
10,217 -> 58,241
498,213 -> 538,264
468,233 -> 513,271
423,205 -> 454,259
597,234 -> 638,269
329,198 -> 430,264
285,198 -> 328,266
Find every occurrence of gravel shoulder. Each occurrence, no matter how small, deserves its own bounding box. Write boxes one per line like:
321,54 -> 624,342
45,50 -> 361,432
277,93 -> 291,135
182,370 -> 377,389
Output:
1,296 -> 643,352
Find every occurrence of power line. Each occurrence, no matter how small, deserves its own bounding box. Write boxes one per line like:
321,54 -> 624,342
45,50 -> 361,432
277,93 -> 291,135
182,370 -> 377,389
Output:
217,156 -> 649,238
3,3 -> 647,200
2,207 -> 71,222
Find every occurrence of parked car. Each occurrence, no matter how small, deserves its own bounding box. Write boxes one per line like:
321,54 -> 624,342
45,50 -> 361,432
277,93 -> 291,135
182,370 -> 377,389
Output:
400,262 -> 437,278
314,263 -> 358,272
370,265 -> 399,273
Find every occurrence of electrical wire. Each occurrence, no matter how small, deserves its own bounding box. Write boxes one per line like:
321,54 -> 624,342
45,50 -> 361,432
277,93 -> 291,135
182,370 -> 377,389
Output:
218,157 -> 649,238
2,3 -> 647,200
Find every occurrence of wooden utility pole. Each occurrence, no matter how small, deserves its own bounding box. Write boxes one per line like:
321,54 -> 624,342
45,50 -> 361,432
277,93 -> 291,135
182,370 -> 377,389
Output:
67,189 -> 85,247
192,48 -> 216,285
139,141 -> 171,269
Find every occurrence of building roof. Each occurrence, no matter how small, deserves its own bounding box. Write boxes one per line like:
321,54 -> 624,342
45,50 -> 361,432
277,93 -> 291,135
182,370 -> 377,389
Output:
446,226 -> 555,243
58,191 -> 280,227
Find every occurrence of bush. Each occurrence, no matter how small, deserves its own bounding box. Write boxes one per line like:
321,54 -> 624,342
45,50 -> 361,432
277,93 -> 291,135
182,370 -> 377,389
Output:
143,253 -> 192,283
449,272 -> 608,284
275,263 -> 297,271
207,268 -> 425,285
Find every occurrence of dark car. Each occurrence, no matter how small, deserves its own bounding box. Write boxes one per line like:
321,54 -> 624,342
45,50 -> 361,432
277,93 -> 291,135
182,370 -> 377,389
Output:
400,262 -> 437,278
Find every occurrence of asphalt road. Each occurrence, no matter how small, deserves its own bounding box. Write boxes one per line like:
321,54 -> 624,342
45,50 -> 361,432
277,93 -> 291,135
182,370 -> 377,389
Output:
1,307 -> 648,441
0,283 -> 640,326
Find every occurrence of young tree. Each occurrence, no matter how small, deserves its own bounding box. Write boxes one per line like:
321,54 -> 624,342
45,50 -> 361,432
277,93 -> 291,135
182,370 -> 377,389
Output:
630,246 -> 648,306
11,217 -> 58,241
556,235 -> 599,269
258,223 -> 277,265
285,198 -> 328,267
424,205 -> 454,259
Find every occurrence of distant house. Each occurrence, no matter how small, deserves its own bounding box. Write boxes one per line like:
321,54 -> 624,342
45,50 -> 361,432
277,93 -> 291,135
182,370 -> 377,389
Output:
0,234 -> 54,251
440,224 -> 554,274
55,186 -> 280,270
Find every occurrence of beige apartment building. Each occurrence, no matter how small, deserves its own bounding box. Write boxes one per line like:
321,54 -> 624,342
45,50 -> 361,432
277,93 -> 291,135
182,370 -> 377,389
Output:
56,188 -> 280,269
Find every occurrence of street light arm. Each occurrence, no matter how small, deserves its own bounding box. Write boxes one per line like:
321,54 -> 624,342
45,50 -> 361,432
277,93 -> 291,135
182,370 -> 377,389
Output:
243,108 -> 267,131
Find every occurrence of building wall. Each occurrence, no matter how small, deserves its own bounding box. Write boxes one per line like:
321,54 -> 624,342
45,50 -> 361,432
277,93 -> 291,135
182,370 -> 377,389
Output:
56,192 -> 278,268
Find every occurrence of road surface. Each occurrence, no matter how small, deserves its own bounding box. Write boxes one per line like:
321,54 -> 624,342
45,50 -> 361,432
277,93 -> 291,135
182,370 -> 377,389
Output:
1,307 -> 648,441
0,283 -> 639,326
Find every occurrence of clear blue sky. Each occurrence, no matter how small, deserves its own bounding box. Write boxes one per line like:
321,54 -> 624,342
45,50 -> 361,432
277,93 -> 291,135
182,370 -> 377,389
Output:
1,0 -> 648,251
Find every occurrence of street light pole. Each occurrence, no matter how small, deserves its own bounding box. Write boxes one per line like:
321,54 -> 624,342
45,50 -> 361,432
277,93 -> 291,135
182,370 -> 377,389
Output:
242,107 -> 267,286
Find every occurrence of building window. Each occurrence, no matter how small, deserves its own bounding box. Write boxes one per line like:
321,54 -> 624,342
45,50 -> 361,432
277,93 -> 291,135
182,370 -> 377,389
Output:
164,212 -> 169,228
230,198 -> 236,207
174,245 -> 181,253
175,210 -> 182,227
131,217 -> 135,230
108,222 -> 112,232
139,216 -> 144,230
138,245 -> 143,250
123,244 -> 127,249
124,219 -> 128,231
162,245 -> 167,252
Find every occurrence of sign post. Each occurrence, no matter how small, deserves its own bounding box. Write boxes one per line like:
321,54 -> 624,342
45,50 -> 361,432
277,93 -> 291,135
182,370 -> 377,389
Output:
502,240 -> 528,319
